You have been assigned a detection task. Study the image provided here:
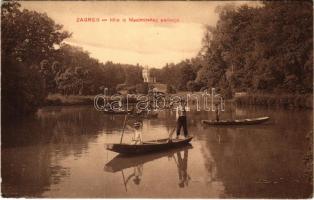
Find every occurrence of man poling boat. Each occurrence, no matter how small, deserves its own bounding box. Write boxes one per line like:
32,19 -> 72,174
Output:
175,99 -> 189,139
105,98 -> 193,155
106,117 -> 192,155
215,103 -> 220,122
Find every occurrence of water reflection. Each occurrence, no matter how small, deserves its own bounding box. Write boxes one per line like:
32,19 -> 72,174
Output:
1,105 -> 312,198
105,145 -> 193,190
2,106 -> 105,197
175,149 -> 190,187
195,106 -> 313,198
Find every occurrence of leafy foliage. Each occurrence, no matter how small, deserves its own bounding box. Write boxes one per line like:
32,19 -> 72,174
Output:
151,57 -> 203,91
199,1 -> 313,94
1,1 -> 144,117
1,1 -> 70,117
154,1 -> 313,98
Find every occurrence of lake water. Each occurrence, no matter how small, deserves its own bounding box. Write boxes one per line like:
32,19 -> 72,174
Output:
2,104 -> 313,198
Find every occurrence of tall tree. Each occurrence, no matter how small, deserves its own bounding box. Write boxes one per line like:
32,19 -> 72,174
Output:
1,1 -> 71,117
197,1 -> 313,94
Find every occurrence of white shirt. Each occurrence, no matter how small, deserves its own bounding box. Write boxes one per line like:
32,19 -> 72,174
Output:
132,129 -> 143,144
176,105 -> 189,119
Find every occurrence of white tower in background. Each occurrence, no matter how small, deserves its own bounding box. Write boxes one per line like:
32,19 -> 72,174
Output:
143,66 -> 150,82
142,66 -> 156,83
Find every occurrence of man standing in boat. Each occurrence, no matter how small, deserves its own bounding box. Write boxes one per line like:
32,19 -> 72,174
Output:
176,99 -> 188,138
215,103 -> 220,122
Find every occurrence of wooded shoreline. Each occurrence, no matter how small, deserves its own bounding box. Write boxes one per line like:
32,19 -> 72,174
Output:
44,93 -> 313,109
234,93 -> 313,109
2,1 -> 313,118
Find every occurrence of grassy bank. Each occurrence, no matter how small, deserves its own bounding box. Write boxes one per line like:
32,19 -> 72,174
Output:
235,93 -> 313,109
44,93 -> 139,106
44,94 -> 95,106
45,92 -> 313,109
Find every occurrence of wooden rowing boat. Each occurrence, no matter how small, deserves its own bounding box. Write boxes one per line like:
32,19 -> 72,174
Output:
106,136 -> 193,155
202,116 -> 270,126
103,109 -> 131,115
104,145 -> 193,172
132,111 -> 158,118
143,112 -> 158,118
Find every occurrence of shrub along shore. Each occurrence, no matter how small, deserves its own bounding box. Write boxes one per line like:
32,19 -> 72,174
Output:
44,94 -> 94,106
44,93 -> 139,106
44,92 -> 313,109
235,93 -> 313,109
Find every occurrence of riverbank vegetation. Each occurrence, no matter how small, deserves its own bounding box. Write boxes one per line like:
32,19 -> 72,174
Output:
2,1 -> 313,118
152,1 -> 313,103
45,94 -> 94,106
235,93 -> 313,109
1,1 -> 143,117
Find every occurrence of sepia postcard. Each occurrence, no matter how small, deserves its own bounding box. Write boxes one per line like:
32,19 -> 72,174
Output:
1,0 -> 313,198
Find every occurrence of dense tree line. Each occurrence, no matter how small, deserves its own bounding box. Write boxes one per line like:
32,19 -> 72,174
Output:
150,57 -> 204,91
1,1 -> 143,117
40,46 -> 143,96
2,1 -> 70,116
154,1 -> 313,97
2,1 -> 312,117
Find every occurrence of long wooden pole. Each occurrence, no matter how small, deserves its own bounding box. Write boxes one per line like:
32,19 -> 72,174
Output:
120,114 -> 128,144
168,126 -> 176,139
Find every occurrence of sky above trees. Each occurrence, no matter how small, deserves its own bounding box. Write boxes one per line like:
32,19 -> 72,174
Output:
21,1 -> 258,68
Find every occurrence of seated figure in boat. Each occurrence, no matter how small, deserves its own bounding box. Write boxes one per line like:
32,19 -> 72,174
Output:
127,121 -> 143,144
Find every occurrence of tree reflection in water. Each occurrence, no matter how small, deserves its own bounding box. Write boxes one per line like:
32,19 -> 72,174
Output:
2,105 -> 311,198
2,106 -> 107,197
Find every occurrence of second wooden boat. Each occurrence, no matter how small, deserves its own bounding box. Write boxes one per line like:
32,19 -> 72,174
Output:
202,116 -> 270,126
106,136 -> 193,155
143,112 -> 158,118
103,109 -> 131,115
132,110 -> 158,118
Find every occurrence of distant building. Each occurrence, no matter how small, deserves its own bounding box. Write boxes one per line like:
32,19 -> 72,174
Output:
142,66 -> 156,83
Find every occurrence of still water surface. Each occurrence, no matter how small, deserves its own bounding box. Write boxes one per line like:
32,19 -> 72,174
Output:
2,104 -> 313,198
